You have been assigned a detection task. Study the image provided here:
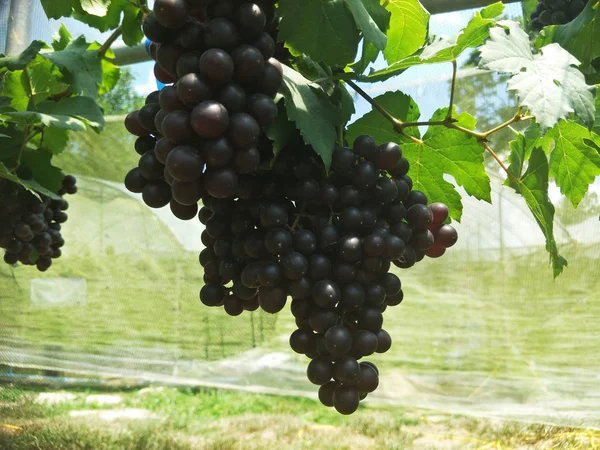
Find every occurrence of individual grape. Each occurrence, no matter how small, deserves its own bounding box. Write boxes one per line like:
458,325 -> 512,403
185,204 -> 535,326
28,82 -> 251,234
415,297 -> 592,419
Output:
265,227 -> 293,255
357,362 -> 379,393
170,200 -> 198,220
162,110 -> 195,144
139,151 -> 165,180
246,93 -> 277,126
426,243 -> 446,258
201,137 -> 233,168
234,3 -> 266,40
135,136 -> 157,155
259,203 -> 288,228
331,146 -> 356,174
318,381 -> 336,407
154,109 -> 168,135
232,45 -> 265,83
411,229 -> 434,252
154,0 -> 188,28
290,328 -> 316,354
124,111 -> 149,137
352,330 -> 378,357
352,134 -> 377,159
172,178 -> 205,205
293,229 -> 317,256
204,167 -> 238,198
356,308 -> 383,332
191,101 -> 229,139
254,59 -> 282,96
407,204 -> 433,230
365,282 -> 386,306
177,20 -> 204,50
258,286 -> 287,313
159,85 -> 186,112
166,146 -> 204,181
309,308 -> 337,334
253,32 -> 275,60
333,386 -> 359,415
232,281 -> 258,300
233,147 -> 260,174
227,113 -> 260,149
352,160 -> 377,189
199,48 -> 234,86
404,190 -> 428,208
281,251 -> 309,280
324,325 -> 352,357
434,224 -> 458,248
258,261 -> 283,287
143,13 -> 174,44
200,284 -> 226,307
381,273 -> 401,296
154,63 -> 176,84
204,18 -> 239,50
176,52 -> 201,78
224,295 -> 245,316
340,282 -> 365,310
320,184 -> 339,206
154,138 -> 175,165
142,181 -> 172,208
312,279 -> 340,308
307,358 -> 334,385
177,73 -> 213,107
124,168 -> 147,193
216,83 -> 246,113
338,235 -> 362,263
157,44 -> 184,78
334,356 -> 360,385
375,329 -> 392,353
363,234 -> 384,257
374,142 -> 401,170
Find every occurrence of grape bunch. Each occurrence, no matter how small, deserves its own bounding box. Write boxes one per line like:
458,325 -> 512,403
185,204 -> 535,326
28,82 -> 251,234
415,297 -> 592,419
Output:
196,135 -> 458,414
123,0 -> 283,217
0,175 -> 77,271
530,0 -> 588,31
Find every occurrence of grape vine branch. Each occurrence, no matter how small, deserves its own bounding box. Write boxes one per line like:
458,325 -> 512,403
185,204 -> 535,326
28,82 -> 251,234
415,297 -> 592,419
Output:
345,61 -> 535,182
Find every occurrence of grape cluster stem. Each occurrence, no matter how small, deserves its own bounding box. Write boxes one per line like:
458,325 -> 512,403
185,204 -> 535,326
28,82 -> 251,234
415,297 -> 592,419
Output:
345,60 -> 536,180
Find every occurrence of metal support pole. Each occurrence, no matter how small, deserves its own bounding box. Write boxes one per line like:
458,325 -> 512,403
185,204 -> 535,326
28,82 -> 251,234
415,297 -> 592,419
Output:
6,0 -> 35,55
421,0 -> 521,14
111,43 -> 151,66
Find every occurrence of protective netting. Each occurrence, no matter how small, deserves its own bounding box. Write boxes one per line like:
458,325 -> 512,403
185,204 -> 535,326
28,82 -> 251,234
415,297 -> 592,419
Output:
1,1 -> 600,430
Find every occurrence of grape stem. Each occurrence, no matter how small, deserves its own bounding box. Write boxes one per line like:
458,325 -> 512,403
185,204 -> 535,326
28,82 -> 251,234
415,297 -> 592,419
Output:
345,79 -> 535,179
446,60 -> 458,120
98,26 -> 123,59
289,204 -> 306,232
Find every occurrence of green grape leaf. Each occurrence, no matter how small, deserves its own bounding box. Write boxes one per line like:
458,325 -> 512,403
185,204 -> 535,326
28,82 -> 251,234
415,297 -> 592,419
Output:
2,71 -> 29,111
334,82 -> 355,126
351,40 -> 380,75
52,24 -> 72,51
0,41 -> 46,71
546,120 -> 600,208
480,21 -> 596,131
401,108 -> 491,221
537,0 -> 600,72
343,0 -> 388,50
1,111 -> 86,131
383,0 -> 429,64
421,3 -> 503,61
43,36 -> 104,98
346,90 -> 420,145
28,56 -> 68,106
277,0 -> 361,66
360,3 -> 503,83
121,2 -> 145,46
81,0 -> 111,16
506,137 -> 567,277
100,57 -> 121,96
42,127 -> 70,155
0,162 -> 22,184
40,0 -> 81,19
265,101 -> 297,160
21,149 -> 64,195
35,96 -> 105,131
364,0 -> 391,31
280,64 -> 338,169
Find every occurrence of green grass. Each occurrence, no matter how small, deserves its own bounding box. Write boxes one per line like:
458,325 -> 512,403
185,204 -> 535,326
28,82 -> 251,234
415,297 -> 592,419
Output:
1,385 -> 598,450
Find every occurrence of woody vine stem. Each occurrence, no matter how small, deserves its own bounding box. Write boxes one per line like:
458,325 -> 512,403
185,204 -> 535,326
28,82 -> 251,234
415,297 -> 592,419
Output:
344,60 -> 535,182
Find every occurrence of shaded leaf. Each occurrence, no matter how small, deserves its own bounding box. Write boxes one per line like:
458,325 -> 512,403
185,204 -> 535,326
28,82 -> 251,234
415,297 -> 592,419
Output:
52,24 -> 72,51
344,0 -> 388,50
35,96 -> 105,131
42,127 -> 70,155
506,139 -> 567,277
264,100 -> 297,160
0,41 -> 46,71
278,0 -> 361,66
21,149 -> 64,195
546,120 -> 600,207
279,64 -> 338,169
2,71 -> 29,111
